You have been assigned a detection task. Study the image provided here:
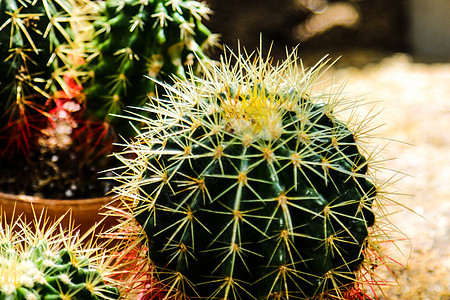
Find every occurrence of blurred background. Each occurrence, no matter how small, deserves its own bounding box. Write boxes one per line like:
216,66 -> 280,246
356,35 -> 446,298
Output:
205,1 -> 450,299
205,0 -> 449,63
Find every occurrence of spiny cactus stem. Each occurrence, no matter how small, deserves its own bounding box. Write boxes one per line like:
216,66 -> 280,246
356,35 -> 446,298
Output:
107,46 -> 401,299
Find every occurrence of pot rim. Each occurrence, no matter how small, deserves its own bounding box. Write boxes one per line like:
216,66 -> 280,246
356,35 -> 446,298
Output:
0,191 -> 113,206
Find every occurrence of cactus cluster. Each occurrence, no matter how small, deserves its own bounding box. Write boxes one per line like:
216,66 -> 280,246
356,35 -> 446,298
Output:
112,49 -> 388,299
0,212 -> 120,299
85,0 -> 220,135
0,0 -> 219,158
0,0 -> 218,198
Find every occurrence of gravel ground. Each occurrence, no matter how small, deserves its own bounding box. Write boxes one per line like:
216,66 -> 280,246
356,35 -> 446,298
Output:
330,53 -> 450,299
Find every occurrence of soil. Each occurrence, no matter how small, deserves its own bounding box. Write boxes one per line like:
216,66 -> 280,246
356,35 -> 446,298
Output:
326,53 -> 450,299
0,148 -> 115,199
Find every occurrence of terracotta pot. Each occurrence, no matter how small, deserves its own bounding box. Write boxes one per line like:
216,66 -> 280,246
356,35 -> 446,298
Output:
0,192 -> 119,233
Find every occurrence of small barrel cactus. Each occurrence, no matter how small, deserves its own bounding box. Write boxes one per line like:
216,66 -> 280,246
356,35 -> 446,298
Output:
0,213 -> 120,299
85,0 -> 219,133
112,49 -> 391,299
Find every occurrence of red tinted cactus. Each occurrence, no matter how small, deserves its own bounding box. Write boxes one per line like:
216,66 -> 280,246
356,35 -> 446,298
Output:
0,0 -> 91,155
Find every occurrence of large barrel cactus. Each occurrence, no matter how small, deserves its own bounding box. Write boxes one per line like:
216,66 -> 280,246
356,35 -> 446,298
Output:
85,0 -> 219,132
113,49 -> 387,299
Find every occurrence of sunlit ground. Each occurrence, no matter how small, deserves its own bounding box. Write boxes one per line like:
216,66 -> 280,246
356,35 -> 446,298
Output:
329,53 -> 450,299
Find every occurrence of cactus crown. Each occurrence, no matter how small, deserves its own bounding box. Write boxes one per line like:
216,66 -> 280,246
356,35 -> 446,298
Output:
0,212 -> 120,299
112,48 -> 393,299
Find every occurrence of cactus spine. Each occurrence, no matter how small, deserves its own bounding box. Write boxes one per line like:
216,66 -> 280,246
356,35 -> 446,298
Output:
0,0 -> 90,154
112,48 -> 391,300
85,0 -> 219,134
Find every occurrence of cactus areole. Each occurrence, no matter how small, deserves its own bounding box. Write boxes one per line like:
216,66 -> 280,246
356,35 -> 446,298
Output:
119,50 -> 378,299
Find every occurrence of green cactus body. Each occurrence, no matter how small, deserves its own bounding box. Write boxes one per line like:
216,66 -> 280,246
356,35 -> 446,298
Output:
115,51 -> 381,299
0,243 -> 119,299
0,0 -> 72,92
0,217 -> 120,300
0,0 -> 84,154
85,0 -> 219,133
